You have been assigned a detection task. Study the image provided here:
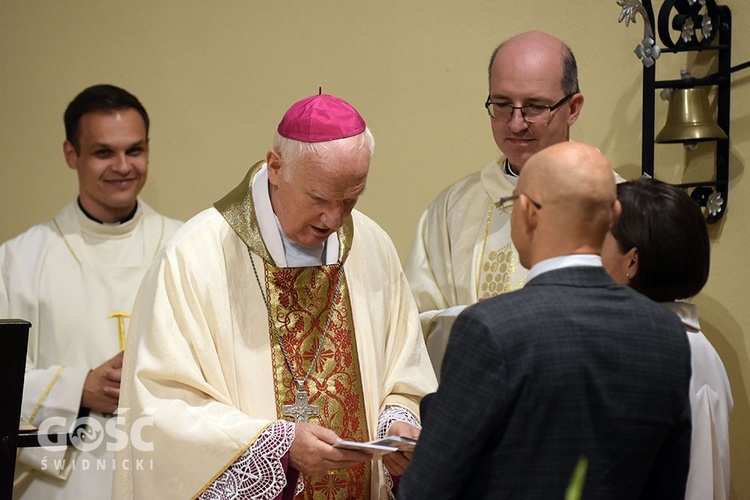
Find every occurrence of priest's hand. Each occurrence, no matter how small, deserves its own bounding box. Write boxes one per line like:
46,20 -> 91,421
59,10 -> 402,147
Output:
81,351 -> 123,414
382,421 -> 421,476
290,422 -> 370,476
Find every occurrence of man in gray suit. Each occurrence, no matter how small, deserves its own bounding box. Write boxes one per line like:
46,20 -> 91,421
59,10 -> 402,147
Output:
398,142 -> 692,499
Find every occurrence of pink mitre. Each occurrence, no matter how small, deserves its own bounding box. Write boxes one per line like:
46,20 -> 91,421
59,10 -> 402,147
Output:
277,93 -> 366,142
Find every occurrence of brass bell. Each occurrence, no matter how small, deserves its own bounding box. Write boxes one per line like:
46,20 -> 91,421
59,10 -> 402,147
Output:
655,87 -> 727,144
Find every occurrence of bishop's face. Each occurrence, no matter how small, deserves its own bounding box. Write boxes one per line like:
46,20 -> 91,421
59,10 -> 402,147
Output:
267,146 -> 370,248
64,109 -> 149,223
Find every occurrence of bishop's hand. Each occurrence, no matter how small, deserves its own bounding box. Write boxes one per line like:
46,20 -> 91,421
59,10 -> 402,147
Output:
289,422 -> 370,476
382,420 -> 421,476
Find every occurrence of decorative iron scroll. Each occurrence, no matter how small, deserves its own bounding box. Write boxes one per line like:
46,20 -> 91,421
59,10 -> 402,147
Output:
617,0 -> 660,67
656,0 -> 719,49
616,0 -> 732,223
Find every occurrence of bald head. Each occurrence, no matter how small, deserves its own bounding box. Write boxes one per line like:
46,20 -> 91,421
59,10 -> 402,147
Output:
488,31 -> 579,95
510,142 -> 619,268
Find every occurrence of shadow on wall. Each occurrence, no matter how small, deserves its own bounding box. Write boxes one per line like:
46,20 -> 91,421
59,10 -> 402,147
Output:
695,293 -> 747,500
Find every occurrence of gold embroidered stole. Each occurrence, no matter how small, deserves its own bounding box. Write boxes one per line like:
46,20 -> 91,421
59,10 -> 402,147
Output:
264,263 -> 370,499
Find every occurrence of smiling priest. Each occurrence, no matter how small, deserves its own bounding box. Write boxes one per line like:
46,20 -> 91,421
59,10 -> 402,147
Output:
114,93 -> 437,499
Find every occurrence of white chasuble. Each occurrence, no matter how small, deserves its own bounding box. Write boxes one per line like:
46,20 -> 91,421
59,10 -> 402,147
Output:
115,161 -> 437,499
405,159 -> 525,326
405,159 -> 527,379
0,200 -> 181,499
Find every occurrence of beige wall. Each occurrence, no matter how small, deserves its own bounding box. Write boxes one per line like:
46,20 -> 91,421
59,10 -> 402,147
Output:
1,1 -> 748,496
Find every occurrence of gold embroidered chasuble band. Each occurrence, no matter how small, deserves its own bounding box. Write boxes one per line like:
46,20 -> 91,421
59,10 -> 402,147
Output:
477,201 -> 527,299
214,161 -> 371,499
264,263 -> 371,498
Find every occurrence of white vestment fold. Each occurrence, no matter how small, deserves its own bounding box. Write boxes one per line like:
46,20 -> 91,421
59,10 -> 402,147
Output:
404,159 -> 524,378
664,301 -> 733,500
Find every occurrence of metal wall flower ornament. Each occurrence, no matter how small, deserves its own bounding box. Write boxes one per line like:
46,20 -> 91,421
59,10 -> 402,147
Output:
701,16 -> 713,39
635,37 -> 661,67
680,17 -> 695,42
617,0 -> 661,67
706,191 -> 724,217
689,186 -> 724,217
657,0 -> 720,49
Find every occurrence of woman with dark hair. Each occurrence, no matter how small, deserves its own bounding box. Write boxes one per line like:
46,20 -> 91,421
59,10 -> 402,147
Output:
601,178 -> 733,499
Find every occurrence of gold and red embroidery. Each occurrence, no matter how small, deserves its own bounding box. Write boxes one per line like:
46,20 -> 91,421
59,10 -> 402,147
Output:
266,263 -> 370,499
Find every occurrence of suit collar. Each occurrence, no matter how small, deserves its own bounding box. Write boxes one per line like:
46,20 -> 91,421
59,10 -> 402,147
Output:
526,265 -> 616,288
527,255 -> 602,282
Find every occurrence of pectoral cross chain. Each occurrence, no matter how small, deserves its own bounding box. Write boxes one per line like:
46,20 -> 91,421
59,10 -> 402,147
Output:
283,381 -> 320,423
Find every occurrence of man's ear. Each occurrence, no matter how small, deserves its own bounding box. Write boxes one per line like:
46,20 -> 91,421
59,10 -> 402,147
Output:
266,150 -> 282,186
518,195 -> 539,235
63,140 -> 78,170
611,199 -> 622,229
567,93 -> 584,126
625,246 -> 639,280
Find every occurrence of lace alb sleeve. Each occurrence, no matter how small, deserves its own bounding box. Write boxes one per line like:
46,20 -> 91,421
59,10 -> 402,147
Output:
199,420 -> 295,500
377,405 -> 421,439
377,405 -> 421,500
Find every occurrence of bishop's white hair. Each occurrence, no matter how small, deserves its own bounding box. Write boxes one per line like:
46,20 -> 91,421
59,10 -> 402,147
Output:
272,127 -> 375,181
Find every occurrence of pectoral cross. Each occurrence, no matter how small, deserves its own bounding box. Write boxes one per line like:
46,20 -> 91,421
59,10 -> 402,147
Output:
283,381 -> 319,423
108,312 -> 131,351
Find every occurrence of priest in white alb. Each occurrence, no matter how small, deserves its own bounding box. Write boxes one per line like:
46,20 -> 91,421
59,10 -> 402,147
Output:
403,32 -> 625,380
115,93 -> 437,499
403,32 -> 585,380
2,84 -> 182,499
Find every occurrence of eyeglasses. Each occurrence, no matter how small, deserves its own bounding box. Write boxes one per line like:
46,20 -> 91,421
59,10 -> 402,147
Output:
495,194 -> 543,211
484,93 -> 576,123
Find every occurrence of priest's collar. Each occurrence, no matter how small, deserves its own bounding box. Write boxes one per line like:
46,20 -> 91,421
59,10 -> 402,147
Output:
503,159 -> 520,187
213,160 -> 352,267
77,198 -> 138,225
503,159 -> 519,178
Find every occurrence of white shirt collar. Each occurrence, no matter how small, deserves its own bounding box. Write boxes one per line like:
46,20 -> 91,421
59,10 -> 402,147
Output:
527,254 -> 602,283
252,163 -> 339,267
